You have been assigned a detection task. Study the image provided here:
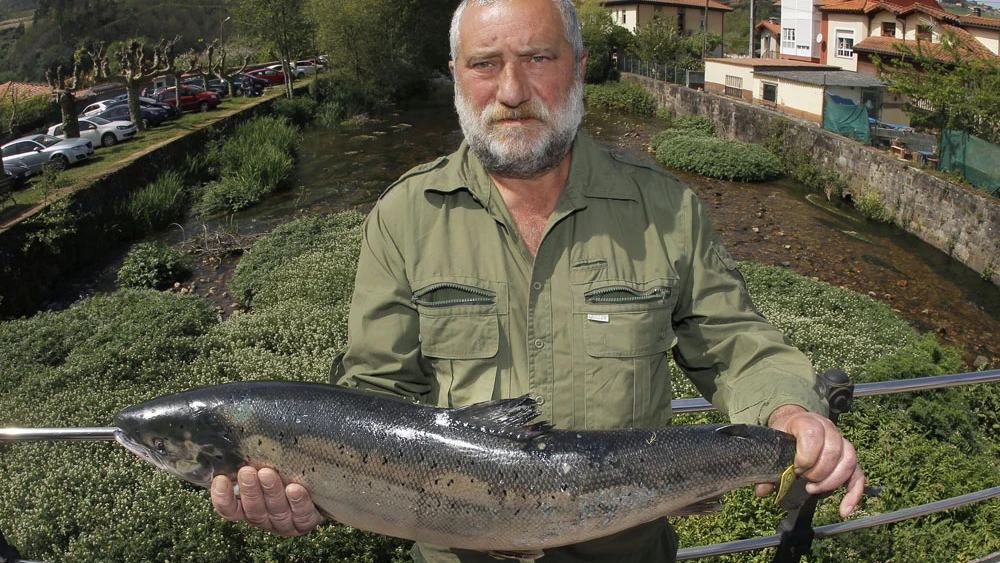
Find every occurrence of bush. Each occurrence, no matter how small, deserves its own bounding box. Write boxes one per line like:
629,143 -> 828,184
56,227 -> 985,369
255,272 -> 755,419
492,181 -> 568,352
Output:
115,170 -> 191,237
116,242 -> 191,290
192,116 -> 300,215
583,80 -> 656,116
655,136 -> 783,182
649,127 -> 714,151
852,187 -> 894,223
273,97 -> 319,128
671,114 -> 716,136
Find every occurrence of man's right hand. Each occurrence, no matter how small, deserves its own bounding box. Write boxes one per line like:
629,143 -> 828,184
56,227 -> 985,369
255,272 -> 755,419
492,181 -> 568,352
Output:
211,466 -> 325,536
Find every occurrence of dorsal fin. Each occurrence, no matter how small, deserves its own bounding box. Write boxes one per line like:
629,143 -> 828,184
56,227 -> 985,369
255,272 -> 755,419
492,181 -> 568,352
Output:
715,423 -> 752,438
446,395 -> 554,441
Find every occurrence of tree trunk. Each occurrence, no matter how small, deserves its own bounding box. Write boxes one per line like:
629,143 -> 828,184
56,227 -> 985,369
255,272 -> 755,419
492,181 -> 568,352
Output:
126,81 -> 144,130
57,92 -> 80,138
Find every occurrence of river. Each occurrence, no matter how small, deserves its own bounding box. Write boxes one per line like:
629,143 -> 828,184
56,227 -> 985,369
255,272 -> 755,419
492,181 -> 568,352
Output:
62,93 -> 1000,367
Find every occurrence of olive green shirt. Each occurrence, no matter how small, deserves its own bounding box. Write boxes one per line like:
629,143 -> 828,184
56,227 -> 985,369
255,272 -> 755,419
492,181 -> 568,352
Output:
334,131 -> 825,562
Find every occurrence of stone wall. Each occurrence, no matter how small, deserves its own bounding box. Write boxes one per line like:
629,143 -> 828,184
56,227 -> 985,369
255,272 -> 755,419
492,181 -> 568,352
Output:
629,73 -> 1000,285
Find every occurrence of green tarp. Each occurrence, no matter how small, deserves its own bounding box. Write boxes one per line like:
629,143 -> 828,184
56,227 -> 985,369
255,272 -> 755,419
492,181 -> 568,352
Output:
823,93 -> 871,143
940,129 -> 1000,196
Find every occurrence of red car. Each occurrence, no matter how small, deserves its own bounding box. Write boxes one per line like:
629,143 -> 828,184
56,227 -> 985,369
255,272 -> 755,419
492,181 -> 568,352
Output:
246,68 -> 287,85
152,86 -> 222,112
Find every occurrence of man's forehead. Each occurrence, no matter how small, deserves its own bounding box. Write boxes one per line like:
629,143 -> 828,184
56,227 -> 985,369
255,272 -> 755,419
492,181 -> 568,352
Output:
457,0 -> 567,55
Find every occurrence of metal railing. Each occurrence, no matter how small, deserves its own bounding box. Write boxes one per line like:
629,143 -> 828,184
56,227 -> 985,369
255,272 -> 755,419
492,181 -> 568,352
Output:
670,368 -> 1000,561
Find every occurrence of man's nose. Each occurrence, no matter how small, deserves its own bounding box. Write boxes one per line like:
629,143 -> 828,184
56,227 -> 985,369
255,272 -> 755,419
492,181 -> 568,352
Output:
496,62 -> 531,108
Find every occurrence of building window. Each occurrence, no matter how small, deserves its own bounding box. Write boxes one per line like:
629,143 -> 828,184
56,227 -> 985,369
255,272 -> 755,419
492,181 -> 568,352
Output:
677,7 -> 685,33
782,28 -> 796,50
725,75 -> 743,98
916,23 -> 932,41
623,11 -> 627,25
881,22 -> 896,37
762,82 -> 778,103
835,30 -> 855,58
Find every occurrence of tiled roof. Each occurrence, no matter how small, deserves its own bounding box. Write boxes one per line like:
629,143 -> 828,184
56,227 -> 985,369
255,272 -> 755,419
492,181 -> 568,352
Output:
0,81 -> 52,101
853,29 -> 996,60
959,13 -> 1000,30
707,57 -> 840,69
756,19 -> 781,34
596,0 -> 734,12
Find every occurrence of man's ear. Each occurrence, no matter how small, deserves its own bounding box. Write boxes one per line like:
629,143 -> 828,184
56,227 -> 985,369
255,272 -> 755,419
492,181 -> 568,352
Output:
579,49 -> 589,81
449,60 -> 456,77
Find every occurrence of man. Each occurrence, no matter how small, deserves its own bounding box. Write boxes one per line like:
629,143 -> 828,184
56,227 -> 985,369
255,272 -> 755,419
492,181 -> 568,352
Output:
212,0 -> 865,560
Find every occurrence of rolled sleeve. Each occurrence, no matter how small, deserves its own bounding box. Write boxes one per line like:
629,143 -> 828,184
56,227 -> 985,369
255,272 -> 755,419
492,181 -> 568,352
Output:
671,196 -> 827,426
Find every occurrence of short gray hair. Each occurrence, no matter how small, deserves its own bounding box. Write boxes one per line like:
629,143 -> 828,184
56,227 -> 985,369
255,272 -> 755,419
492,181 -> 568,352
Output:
449,0 -> 585,64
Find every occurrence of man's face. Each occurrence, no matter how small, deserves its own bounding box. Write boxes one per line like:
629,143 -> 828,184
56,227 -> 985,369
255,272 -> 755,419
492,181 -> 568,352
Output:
450,0 -> 586,178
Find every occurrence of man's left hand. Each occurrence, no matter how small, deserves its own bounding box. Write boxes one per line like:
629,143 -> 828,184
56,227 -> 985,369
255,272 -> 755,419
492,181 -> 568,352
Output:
755,405 -> 865,518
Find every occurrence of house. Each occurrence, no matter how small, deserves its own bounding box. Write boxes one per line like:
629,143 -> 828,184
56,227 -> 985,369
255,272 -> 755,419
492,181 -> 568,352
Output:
593,0 -> 733,42
0,81 -> 52,104
703,57 -> 885,124
756,17 -> 782,58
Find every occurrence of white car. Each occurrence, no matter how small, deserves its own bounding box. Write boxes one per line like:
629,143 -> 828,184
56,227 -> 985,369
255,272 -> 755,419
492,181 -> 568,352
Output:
47,117 -> 137,148
293,60 -> 319,77
1,134 -> 93,172
78,100 -> 119,118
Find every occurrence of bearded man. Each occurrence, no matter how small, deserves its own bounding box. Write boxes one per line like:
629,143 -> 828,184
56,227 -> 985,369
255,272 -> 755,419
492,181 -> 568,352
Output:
212,0 -> 865,561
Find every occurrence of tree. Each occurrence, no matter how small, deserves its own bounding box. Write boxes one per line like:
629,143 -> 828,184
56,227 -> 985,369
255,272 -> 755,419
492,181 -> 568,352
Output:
577,0 -> 615,83
308,0 -> 457,101
876,29 -> 1000,144
229,0 -> 314,99
44,47 -> 87,139
107,37 -> 177,129
633,15 -> 683,66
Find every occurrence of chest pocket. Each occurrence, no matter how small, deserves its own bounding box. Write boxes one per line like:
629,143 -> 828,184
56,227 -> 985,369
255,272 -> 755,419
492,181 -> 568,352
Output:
412,279 -> 507,359
572,278 -> 678,429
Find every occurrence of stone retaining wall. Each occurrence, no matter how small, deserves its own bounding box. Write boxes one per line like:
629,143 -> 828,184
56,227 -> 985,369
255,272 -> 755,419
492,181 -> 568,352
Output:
629,73 -> 1000,286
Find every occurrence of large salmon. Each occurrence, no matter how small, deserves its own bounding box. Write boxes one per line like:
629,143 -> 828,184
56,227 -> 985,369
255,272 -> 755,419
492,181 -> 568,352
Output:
114,381 -> 795,552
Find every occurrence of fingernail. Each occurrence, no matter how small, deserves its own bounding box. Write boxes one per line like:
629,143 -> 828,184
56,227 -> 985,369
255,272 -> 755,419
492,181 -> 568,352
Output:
238,472 -> 254,487
213,478 -> 227,494
258,471 -> 275,490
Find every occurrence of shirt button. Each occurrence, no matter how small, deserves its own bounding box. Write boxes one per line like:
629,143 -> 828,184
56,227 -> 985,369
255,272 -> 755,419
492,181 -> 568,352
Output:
533,395 -> 546,405
534,339 -> 544,349
532,282 -> 542,290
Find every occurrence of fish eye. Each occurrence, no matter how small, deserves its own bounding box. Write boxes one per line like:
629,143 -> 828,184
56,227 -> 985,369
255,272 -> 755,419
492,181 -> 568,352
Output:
153,439 -> 168,454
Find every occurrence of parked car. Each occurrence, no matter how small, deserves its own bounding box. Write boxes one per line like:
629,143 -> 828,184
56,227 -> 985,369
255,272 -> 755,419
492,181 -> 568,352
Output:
246,67 -> 286,85
233,73 -> 269,95
0,134 -> 93,172
111,94 -> 181,120
78,99 -> 119,118
47,116 -> 137,148
95,104 -> 171,129
292,60 -> 319,78
3,161 -> 32,189
183,77 -> 230,97
152,86 -> 222,112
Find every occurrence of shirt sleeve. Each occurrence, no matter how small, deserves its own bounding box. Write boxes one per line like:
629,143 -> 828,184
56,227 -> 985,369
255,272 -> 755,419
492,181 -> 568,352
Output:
332,200 -> 434,401
670,193 -> 828,426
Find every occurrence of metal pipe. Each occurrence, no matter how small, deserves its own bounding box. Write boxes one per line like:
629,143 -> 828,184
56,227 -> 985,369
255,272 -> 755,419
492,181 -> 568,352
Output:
671,369 -> 1000,414
0,427 -> 118,442
677,486 -> 1000,560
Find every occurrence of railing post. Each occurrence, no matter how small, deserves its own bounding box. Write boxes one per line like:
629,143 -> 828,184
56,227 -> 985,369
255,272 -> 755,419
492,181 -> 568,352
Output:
771,369 -> 854,563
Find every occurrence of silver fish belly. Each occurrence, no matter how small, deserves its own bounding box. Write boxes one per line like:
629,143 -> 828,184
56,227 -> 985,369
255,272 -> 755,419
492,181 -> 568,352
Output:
114,381 -> 796,551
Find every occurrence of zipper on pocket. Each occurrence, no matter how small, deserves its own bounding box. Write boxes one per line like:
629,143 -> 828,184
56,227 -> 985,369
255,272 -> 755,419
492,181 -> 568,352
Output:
412,282 -> 496,307
584,285 -> 671,305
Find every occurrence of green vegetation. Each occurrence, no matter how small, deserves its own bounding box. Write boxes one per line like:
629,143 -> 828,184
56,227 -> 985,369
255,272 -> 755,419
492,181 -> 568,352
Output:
115,170 -> 191,238
193,116 -> 299,216
116,242 -> 191,289
762,119 -> 848,200
583,80 -> 657,116
577,0 -> 633,83
0,213 -> 997,562
852,187 -> 894,223
875,29 -> 1000,144
632,14 -> 723,71
654,135 -> 783,182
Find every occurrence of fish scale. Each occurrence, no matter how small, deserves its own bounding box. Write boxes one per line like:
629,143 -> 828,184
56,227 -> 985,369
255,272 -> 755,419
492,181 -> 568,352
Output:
114,381 -> 796,552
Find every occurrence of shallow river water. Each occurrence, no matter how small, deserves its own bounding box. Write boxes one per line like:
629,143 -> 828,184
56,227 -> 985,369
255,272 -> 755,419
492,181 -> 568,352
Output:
87,94 -> 1000,367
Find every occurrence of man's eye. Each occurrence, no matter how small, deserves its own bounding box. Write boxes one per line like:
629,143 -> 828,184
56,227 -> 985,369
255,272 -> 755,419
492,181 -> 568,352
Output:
472,61 -> 493,69
531,56 -> 549,63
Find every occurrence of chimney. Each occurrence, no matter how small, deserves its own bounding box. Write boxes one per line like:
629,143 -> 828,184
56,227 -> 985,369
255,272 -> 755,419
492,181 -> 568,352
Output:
973,7 -> 982,16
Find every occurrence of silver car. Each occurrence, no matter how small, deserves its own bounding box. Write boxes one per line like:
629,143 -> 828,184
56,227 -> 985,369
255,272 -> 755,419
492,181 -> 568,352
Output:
0,134 -> 94,172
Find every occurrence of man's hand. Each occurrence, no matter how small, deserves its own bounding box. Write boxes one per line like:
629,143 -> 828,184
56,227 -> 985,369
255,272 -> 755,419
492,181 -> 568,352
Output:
755,405 -> 865,518
211,466 -> 325,536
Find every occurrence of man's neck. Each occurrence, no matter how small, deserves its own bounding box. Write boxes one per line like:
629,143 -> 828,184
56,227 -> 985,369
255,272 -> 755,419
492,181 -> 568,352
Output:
489,154 -> 572,258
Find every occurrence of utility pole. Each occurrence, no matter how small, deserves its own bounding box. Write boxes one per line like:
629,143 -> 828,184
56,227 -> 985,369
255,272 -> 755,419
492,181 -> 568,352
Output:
703,0 -> 709,60
749,0 -> 756,57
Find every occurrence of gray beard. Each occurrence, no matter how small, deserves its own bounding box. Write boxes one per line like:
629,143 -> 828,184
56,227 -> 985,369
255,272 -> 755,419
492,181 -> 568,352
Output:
454,79 -> 584,178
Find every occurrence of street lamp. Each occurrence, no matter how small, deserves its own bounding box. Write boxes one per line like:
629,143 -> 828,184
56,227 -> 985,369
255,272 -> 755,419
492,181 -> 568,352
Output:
221,16 -> 232,46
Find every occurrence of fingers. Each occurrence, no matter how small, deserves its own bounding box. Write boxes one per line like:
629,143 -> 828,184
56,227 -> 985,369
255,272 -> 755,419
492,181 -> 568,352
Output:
210,467 -> 324,536
769,409 -> 866,517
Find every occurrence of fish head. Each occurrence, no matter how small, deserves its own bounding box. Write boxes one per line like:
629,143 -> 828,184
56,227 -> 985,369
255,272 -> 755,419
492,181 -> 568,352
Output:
114,394 -> 245,489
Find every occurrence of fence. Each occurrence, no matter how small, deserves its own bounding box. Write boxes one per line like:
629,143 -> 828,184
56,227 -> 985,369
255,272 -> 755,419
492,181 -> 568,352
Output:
618,53 -> 702,88
671,369 -> 1000,561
